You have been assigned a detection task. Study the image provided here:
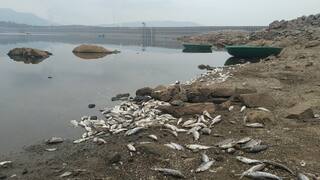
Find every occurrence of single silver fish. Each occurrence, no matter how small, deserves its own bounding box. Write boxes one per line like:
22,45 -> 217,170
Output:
191,130 -> 200,141
70,120 -> 79,127
177,118 -> 183,125
164,124 -> 178,131
170,142 -> 184,151
241,139 -> 262,149
185,123 -> 207,128
240,163 -> 266,179
240,106 -> 247,112
60,171 -> 72,178
236,156 -> 262,165
216,138 -> 236,149
125,127 -> 144,136
45,148 -> 57,152
297,173 -> 310,180
245,171 -> 282,180
237,137 -> 252,144
201,153 -> 210,163
203,111 -> 213,120
257,107 -> 271,112
0,161 -> 12,167
148,134 -> 158,141
152,167 -> 186,179
182,119 -> 197,127
186,144 -> 212,150
210,115 -> 222,126
196,161 -> 215,173
245,144 -> 268,153
246,123 -> 264,128
127,143 -> 136,152
164,143 -> 177,150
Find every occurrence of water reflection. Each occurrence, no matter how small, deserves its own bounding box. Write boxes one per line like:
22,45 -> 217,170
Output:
73,52 -> 109,60
182,48 -> 212,53
8,55 -> 49,64
224,57 -> 261,66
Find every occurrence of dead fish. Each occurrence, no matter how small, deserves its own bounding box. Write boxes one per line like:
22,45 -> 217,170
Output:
241,139 -> 262,149
297,173 -> 310,180
170,142 -> 185,151
45,148 -> 57,152
0,161 -> 12,167
182,119 -> 197,127
164,143 -> 177,150
176,128 -> 188,133
236,156 -> 262,165
46,137 -> 64,144
113,128 -> 128,134
229,106 -> 234,111
196,160 -> 215,173
201,128 -> 212,135
201,153 -> 210,163
257,107 -> 271,112
125,127 -> 144,136
186,144 -> 212,150
177,118 -> 183,125
245,144 -> 269,153
127,143 -> 136,152
152,167 -> 186,179
246,123 -> 264,128
240,106 -> 247,112
148,134 -> 158,141
73,138 -> 88,144
93,137 -> 106,144
163,129 -> 178,137
240,163 -> 266,179
210,115 -> 222,126
216,138 -> 236,149
262,160 -> 294,175
60,171 -> 72,178
191,130 -> 200,141
164,124 -> 178,131
203,111 -> 213,120
237,137 -> 252,144
70,120 -> 79,127
244,171 -> 282,180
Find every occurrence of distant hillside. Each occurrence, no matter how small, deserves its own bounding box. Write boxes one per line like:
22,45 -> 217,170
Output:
0,8 -> 55,26
101,21 -> 201,27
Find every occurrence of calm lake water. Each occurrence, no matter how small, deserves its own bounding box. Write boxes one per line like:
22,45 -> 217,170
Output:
0,36 -> 230,153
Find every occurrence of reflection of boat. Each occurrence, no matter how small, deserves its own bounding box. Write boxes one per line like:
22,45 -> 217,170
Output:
183,44 -> 212,53
224,57 -> 261,66
8,55 -> 48,64
225,46 -> 282,58
73,52 -> 109,60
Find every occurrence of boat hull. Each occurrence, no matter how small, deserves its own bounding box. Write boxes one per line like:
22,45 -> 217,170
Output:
225,46 -> 283,58
183,44 -> 212,53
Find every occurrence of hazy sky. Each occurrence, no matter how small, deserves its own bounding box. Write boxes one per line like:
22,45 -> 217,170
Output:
1,0 -> 319,26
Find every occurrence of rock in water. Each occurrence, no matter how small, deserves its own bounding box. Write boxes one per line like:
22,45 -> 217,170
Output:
72,44 -> 113,53
7,48 -> 52,64
88,104 -> 96,109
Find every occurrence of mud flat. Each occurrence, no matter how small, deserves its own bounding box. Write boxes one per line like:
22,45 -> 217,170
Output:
1,14 -> 320,180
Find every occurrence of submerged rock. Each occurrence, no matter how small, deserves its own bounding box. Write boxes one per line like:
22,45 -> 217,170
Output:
73,44 -> 114,53
111,93 -> 130,101
7,48 -> 52,64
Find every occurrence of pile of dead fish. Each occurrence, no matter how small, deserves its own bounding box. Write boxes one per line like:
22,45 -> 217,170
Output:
186,67 -> 234,85
236,156 -> 315,180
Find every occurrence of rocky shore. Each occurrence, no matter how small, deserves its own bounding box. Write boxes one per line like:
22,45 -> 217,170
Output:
1,14 -> 320,180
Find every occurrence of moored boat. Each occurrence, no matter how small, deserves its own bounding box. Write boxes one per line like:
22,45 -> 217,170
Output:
225,45 -> 283,58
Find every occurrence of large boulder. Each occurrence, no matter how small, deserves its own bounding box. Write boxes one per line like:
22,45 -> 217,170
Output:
158,103 -> 216,117
286,104 -> 314,120
8,48 -> 52,59
239,93 -> 276,109
72,44 -> 114,53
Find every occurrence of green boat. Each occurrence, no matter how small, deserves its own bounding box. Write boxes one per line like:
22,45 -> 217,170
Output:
183,44 -> 212,53
225,45 -> 283,58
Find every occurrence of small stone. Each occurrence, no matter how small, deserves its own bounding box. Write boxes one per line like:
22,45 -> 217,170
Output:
88,104 -> 96,108
170,100 -> 184,106
89,116 -> 98,120
48,76 -> 52,79
286,104 -> 314,120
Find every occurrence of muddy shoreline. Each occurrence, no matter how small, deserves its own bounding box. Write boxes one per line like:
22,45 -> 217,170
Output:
1,14 -> 320,180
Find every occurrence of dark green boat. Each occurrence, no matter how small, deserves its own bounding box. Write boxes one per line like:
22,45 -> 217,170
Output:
225,45 -> 283,58
183,44 -> 212,53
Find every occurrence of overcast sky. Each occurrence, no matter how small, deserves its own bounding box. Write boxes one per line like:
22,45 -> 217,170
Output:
1,0 -> 319,26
